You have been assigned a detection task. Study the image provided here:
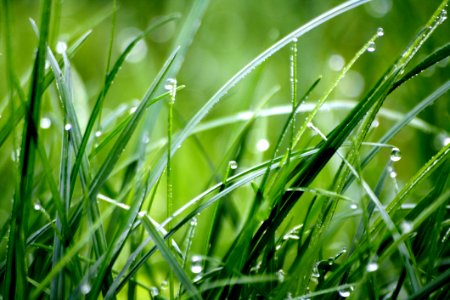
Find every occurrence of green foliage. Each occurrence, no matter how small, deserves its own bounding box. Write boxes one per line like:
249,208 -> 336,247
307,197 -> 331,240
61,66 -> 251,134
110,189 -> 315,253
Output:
1,0 -> 449,299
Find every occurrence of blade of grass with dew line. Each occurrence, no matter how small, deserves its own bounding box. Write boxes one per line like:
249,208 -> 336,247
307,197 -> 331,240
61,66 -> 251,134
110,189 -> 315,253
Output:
243,0 -> 449,278
106,148 -> 320,296
143,0 -> 372,205
140,214 -> 202,300
3,1 -> 51,298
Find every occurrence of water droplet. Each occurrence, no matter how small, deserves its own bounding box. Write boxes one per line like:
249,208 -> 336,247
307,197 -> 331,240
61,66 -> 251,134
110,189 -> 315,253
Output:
441,135 -> 450,146
129,106 -> 137,114
256,138 -> 270,152
229,160 -> 238,170
142,135 -> 150,144
150,287 -> 159,297
160,280 -> 168,289
312,262 -> 320,278
40,117 -> 52,129
56,41 -> 67,54
190,217 -> 198,226
401,221 -> 413,234
338,286 -> 354,298
33,202 -> 41,211
377,27 -> 384,37
292,37 -> 298,43
328,54 -> 345,71
80,282 -> 91,295
64,123 -> 72,131
327,258 -> 334,265
191,255 -> 203,274
390,147 -> 401,162
138,211 -> 146,218
95,130 -> 102,137
350,203 -> 358,210
367,41 -> 376,52
366,262 -> 379,272
389,167 -> 397,178
164,78 -> 177,92
276,269 -> 285,282
371,119 -> 379,128
439,9 -> 447,24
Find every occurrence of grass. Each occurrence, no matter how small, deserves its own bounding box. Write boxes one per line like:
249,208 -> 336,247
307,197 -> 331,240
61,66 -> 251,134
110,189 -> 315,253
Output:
1,0 -> 449,299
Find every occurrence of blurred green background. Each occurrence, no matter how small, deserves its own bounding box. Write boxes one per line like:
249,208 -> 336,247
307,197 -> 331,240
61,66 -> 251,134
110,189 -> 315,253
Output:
1,0 -> 449,255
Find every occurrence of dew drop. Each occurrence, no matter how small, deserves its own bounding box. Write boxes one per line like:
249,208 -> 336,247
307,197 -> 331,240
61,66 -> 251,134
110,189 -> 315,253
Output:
190,255 -> 203,274
389,169 -> 397,178
33,202 -> 42,211
371,119 -> 380,128
390,147 -> 401,162
164,78 -> 177,92
56,41 -> 67,54
142,135 -> 150,144
400,221 -> 413,234
276,269 -> 285,282
367,41 -> 376,52
80,282 -> 91,295
441,136 -> 450,146
350,203 -> 358,210
377,27 -> 384,37
190,217 -> 198,226
338,286 -> 354,298
311,262 -> 320,278
438,9 -> 447,24
64,123 -> 72,131
95,130 -> 102,137
366,262 -> 379,272
292,37 -> 298,43
129,106 -> 137,114
256,138 -> 270,152
229,160 -> 238,170
150,287 -> 159,297
40,117 -> 52,129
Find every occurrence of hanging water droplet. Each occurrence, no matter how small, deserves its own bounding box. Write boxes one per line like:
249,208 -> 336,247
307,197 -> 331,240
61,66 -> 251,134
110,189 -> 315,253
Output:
311,262 -> 320,278
377,27 -> 384,37
95,130 -> 102,137
64,123 -> 72,131
390,147 -> 401,162
276,269 -> 285,282
33,202 -> 42,211
366,261 -> 379,272
229,160 -> 238,170
56,41 -> 68,54
40,117 -> 52,129
190,255 -> 203,274
338,286 -> 354,298
350,203 -> 358,210
292,37 -> 298,43
256,138 -> 270,152
367,41 -> 376,52
80,282 -> 91,295
150,287 -> 159,297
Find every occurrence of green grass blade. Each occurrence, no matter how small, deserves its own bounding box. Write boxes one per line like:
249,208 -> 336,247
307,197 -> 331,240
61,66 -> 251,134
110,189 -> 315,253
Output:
4,1 -> 52,298
140,214 -> 201,300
